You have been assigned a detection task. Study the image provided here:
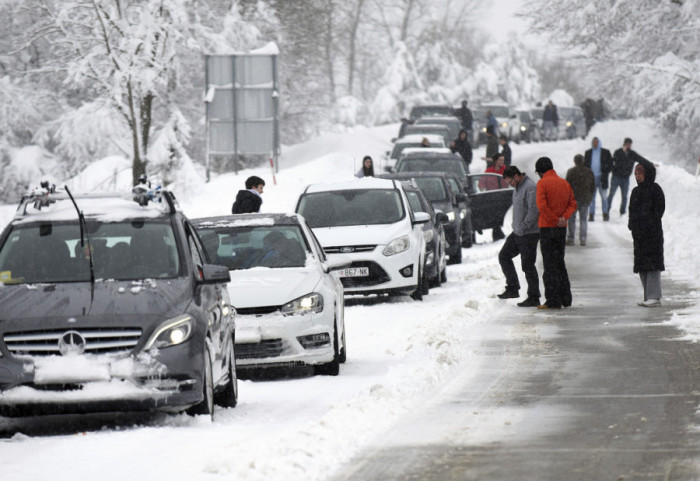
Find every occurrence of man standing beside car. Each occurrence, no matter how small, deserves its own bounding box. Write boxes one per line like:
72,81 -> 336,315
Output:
232,175 -> 265,214
584,136 -> 613,221
607,137 -> 651,216
455,100 -> 474,142
497,166 -> 541,307
542,100 -> 559,141
535,157 -> 577,309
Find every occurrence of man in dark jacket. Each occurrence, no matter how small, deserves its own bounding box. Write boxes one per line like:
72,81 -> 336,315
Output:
584,136 -> 613,221
607,137 -> 651,216
451,130 -> 473,172
454,100 -> 473,138
499,134 -> 512,167
565,154 -> 596,246
628,160 -> 664,307
231,176 -> 265,214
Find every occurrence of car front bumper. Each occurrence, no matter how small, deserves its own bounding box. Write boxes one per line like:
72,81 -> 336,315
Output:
327,248 -> 420,295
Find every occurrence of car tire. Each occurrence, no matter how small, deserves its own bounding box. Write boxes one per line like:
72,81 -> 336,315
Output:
338,312 -> 347,364
440,266 -> 447,284
410,264 -> 424,301
449,247 -> 462,264
187,343 -> 214,417
315,321 -> 340,376
214,336 -> 238,408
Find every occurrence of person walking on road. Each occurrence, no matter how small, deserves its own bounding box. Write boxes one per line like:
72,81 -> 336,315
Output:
499,134 -> 512,167
565,154 -> 596,246
608,137 -> 651,216
535,157 -> 577,309
542,100 -> 559,141
629,161 -> 665,307
231,176 -> 265,214
584,136 -> 613,221
497,166 -> 541,307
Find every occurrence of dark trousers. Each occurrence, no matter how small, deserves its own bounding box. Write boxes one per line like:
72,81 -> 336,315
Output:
498,233 -> 540,298
539,227 -> 572,307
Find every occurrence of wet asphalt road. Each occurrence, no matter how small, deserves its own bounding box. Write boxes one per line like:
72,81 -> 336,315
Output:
331,223 -> 700,481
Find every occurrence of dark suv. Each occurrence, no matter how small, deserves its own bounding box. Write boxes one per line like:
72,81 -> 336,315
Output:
0,183 -> 236,417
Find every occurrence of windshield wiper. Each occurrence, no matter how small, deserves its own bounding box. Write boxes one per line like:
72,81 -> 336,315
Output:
65,186 -> 95,305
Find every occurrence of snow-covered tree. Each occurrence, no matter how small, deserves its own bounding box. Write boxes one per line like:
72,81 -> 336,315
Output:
525,0 -> 700,170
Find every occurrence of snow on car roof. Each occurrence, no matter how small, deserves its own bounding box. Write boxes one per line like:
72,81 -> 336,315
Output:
400,147 -> 452,157
395,134 -> 445,144
12,193 -> 170,225
304,177 -> 399,193
192,213 -> 298,228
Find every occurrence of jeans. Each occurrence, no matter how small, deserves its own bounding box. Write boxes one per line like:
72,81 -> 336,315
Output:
539,227 -> 572,307
590,175 -> 609,215
607,175 -> 630,214
567,202 -> 590,243
498,233 -> 540,298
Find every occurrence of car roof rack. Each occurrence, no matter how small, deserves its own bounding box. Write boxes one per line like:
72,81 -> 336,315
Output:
15,180 -> 180,218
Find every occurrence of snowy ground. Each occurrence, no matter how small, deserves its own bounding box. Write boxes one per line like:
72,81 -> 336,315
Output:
0,119 -> 698,481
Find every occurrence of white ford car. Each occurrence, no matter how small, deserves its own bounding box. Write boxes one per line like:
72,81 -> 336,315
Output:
295,178 -> 430,300
192,214 -> 349,376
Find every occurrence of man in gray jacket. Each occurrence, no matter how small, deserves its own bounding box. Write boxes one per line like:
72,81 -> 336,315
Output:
497,165 -> 541,307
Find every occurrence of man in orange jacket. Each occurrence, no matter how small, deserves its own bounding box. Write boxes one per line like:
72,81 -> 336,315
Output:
535,157 -> 577,309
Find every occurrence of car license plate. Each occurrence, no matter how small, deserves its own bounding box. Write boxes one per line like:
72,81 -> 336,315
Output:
338,267 -> 369,278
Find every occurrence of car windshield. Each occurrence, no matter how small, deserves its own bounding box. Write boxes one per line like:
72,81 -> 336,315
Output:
197,224 -> 309,270
413,177 -> 448,202
397,159 -> 466,178
445,177 -> 461,195
518,112 -> 531,122
485,106 -> 510,118
0,220 -> 180,284
298,189 -> 405,228
410,106 -> 452,118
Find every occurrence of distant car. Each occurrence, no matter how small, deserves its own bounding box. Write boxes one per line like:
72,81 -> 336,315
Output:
530,107 -> 545,140
480,103 -> 516,139
192,214 -> 348,376
465,173 -> 514,234
383,134 -> 446,172
380,172 -> 470,264
558,106 -> 586,140
395,150 -> 469,189
396,182 -> 448,286
402,124 -> 452,146
409,104 -> 455,122
415,116 -> 463,144
0,185 -> 236,417
296,178 -> 431,300
514,110 -> 539,143
471,107 -> 488,145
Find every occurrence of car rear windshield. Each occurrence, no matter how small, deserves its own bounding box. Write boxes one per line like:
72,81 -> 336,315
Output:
196,225 -> 309,270
412,177 -> 448,202
397,159 -> 466,178
0,220 -> 180,284
390,142 -> 421,159
298,189 -> 405,228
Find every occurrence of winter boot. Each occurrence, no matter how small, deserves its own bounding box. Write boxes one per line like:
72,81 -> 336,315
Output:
588,213 -> 594,221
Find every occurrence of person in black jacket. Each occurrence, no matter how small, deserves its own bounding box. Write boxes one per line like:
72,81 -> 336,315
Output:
451,130 -> 473,172
607,137 -> 651,216
231,176 -> 265,214
584,136 -> 613,221
454,100 -> 474,140
498,134 -> 512,167
628,161 -> 664,307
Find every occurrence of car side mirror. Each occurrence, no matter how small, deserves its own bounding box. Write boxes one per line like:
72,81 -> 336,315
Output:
391,137 -> 397,143
199,264 -> 231,284
413,212 -> 430,224
435,212 -> 449,224
383,165 -> 394,173
456,193 -> 469,203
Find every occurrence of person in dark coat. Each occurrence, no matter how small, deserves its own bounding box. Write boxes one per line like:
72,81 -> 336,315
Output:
565,154 -> 596,246
607,137 -> 651,216
584,136 -> 613,221
481,126 -> 498,167
451,130 -> 473,172
498,134 -> 512,167
455,100 -> 474,134
628,161 -> 665,307
231,175 -> 265,214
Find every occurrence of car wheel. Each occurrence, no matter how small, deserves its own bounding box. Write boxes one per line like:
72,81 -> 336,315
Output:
440,266 -> 447,283
187,344 -> 214,417
449,247 -> 462,264
410,263 -> 424,301
429,268 -> 442,288
338,312 -> 347,364
315,321 -> 340,376
214,336 -> 238,408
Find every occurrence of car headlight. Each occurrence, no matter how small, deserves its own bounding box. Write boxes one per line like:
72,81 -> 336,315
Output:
424,229 -> 434,243
383,235 -> 410,256
281,292 -> 323,315
567,121 -> 573,127
145,314 -> 194,350
446,211 -> 456,221
520,125 -> 526,131
501,121 -> 508,128
460,209 -> 467,219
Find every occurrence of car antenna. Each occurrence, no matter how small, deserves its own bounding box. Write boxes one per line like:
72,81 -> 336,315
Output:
65,185 -> 96,303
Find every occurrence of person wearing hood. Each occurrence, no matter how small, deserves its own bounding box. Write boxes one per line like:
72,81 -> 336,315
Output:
231,176 -> 265,214
584,136 -> 613,221
628,160 -> 665,307
451,130 -> 473,172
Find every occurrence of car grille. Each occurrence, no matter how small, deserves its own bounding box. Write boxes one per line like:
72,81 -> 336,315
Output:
3,328 -> 142,356
236,339 -> 287,359
340,261 -> 390,288
235,306 -> 281,316
324,245 -> 377,254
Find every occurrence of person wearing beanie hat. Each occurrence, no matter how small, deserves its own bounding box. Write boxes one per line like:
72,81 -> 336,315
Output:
535,157 -> 577,309
628,160 -> 665,307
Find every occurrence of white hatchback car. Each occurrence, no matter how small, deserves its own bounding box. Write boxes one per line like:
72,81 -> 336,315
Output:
295,178 -> 430,300
193,214 -> 349,376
